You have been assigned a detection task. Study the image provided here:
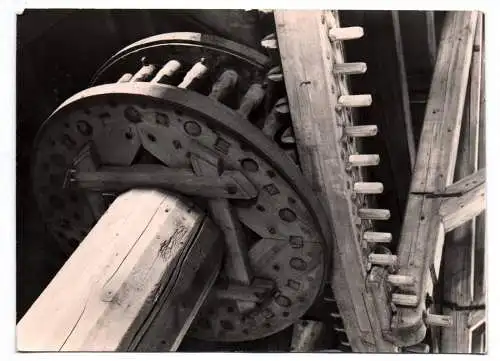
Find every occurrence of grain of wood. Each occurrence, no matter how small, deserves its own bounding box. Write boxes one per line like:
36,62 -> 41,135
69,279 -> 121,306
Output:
359,208 -> 391,220
328,26 -> 364,41
17,189 -> 222,351
275,9 -> 396,352
344,125 -> 378,137
354,182 -> 384,194
363,231 -> 392,243
392,11 -> 479,347
348,154 -> 380,167
333,62 -> 367,75
440,180 -> 485,232
337,94 -> 372,108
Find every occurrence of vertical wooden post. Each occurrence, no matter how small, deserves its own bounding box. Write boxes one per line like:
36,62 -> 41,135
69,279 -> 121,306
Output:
441,13 -> 484,353
17,189 -> 222,351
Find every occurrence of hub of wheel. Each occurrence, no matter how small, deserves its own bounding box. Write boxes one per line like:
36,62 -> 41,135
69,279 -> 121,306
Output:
31,33 -> 332,342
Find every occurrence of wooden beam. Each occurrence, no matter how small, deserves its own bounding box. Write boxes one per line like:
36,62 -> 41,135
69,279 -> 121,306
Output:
441,13 -> 484,353
439,179 -> 485,232
275,10 -> 396,352
392,11 -> 478,347
17,189 -> 222,351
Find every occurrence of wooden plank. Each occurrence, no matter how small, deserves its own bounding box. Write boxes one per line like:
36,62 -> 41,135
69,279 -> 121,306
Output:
439,180 -> 485,232
17,189 -> 222,351
275,10 -> 396,352
441,14 -> 484,353
411,12 -> 478,193
392,11 -> 478,347
440,168 -> 485,196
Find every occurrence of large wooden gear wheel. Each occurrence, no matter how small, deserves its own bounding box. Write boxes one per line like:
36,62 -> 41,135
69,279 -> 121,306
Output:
31,32 -> 333,342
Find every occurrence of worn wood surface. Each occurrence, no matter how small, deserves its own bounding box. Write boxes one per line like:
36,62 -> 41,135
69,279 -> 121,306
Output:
392,11 -> 478,347
275,10 -> 396,352
441,14 -> 484,353
17,189 -> 222,351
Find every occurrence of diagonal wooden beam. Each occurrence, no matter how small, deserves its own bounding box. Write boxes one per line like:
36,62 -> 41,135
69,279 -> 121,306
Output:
391,11 -> 479,347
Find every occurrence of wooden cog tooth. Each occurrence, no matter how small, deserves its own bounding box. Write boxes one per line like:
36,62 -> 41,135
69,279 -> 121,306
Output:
353,182 -> 383,194
281,127 -> 295,144
348,154 -> 380,167
333,62 -> 367,75
117,73 -> 133,83
274,97 -> 290,115
267,66 -> 284,82
238,83 -> 266,118
178,59 -> 209,89
337,94 -> 372,108
333,327 -> 345,332
387,274 -> 415,286
359,208 -> 391,220
261,33 -> 278,49
131,64 -> 157,82
368,253 -> 398,266
425,313 -> 453,328
392,293 -> 418,307
363,231 -> 392,243
344,125 -> 378,137
328,26 -> 364,41
209,69 -> 239,100
151,60 -> 182,83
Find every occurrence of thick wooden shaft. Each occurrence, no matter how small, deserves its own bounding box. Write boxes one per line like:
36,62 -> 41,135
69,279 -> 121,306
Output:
17,189 -> 222,351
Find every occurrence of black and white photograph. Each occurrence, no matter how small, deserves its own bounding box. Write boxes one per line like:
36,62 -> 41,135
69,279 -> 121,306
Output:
10,5 -> 490,355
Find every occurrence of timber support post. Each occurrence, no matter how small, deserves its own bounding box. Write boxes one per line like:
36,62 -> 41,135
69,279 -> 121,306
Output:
17,189 -> 223,351
389,11 -> 483,347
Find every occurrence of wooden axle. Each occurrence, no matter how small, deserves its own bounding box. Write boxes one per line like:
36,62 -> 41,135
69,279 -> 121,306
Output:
17,189 -> 223,351
328,26 -> 364,41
